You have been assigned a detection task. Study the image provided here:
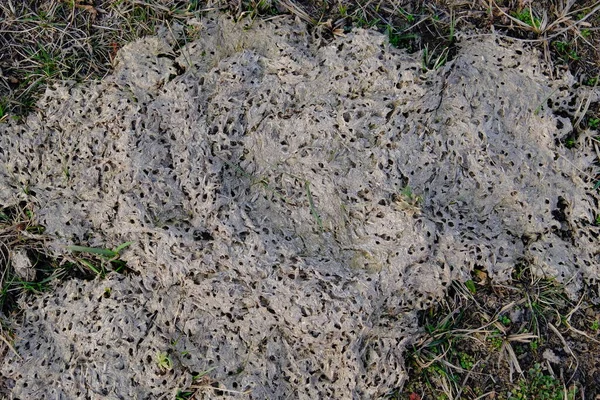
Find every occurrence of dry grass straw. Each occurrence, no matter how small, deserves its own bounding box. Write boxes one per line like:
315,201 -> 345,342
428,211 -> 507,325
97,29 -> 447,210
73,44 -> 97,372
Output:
404,264 -> 600,398
491,0 -> 600,39
0,0 -> 224,116
1,1 -> 599,116
487,0 -> 600,75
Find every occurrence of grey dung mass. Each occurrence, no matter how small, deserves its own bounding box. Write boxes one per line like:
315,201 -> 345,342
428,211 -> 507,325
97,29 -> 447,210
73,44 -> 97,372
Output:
1,13 -> 599,399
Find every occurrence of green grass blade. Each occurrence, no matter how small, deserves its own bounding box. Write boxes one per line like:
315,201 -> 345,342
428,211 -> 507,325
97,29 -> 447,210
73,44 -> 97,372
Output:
305,181 -> 323,232
68,245 -> 117,258
465,280 -> 477,294
112,241 -> 133,254
193,367 -> 216,381
79,258 -> 103,276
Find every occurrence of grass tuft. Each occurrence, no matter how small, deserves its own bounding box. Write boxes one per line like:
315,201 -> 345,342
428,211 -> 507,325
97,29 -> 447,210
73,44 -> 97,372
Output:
401,266 -> 600,399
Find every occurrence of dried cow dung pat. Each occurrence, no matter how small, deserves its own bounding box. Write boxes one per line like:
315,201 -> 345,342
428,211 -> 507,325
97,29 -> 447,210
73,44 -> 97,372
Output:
0,12 -> 598,400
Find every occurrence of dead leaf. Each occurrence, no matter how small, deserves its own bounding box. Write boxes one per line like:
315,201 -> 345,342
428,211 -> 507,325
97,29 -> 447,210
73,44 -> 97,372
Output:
61,0 -> 99,20
76,4 -> 98,20
474,269 -> 489,285
333,28 -> 345,38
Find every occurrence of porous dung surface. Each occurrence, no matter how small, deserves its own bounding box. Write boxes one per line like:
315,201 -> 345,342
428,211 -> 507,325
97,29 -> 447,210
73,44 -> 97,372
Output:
0,13 -> 599,399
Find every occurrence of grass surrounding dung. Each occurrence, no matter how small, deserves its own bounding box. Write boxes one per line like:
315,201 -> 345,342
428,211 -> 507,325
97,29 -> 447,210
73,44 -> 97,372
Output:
1,0 -> 600,398
1,1 -> 600,119
400,267 -> 600,399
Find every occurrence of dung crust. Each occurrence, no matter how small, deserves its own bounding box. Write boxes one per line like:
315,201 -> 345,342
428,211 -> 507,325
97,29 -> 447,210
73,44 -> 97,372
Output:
1,14 -> 599,399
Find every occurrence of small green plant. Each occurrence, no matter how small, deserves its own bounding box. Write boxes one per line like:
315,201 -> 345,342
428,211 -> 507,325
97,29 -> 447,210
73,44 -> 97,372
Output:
511,7 -> 542,31
355,15 -> 380,29
393,185 -> 423,214
399,186 -> 423,205
554,41 -> 567,52
564,137 -> 576,148
156,351 -> 173,371
530,339 -> 539,351
509,363 -> 577,400
590,319 -> 599,332
488,330 -> 504,350
0,99 -> 7,123
458,352 -> 475,370
498,314 -> 511,326
588,117 -> 599,129
386,25 -> 417,48
27,46 -> 61,80
398,7 -> 415,23
553,41 -> 580,61
581,28 -> 591,38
